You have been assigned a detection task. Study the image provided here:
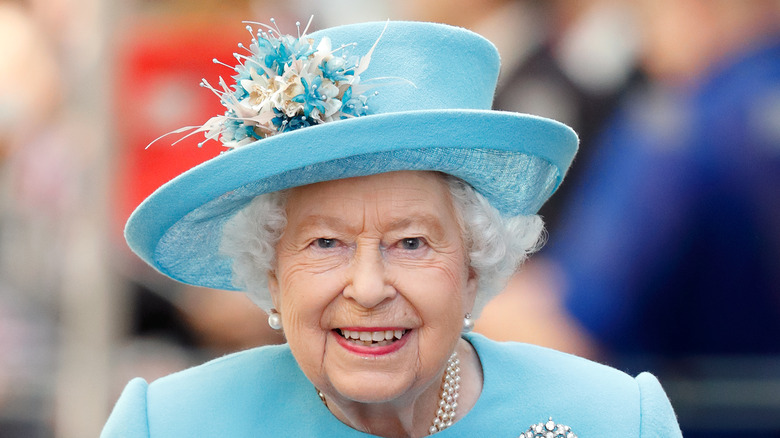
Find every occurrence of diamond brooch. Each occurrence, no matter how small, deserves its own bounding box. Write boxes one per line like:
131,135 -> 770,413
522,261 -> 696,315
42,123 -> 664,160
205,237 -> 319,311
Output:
520,417 -> 577,438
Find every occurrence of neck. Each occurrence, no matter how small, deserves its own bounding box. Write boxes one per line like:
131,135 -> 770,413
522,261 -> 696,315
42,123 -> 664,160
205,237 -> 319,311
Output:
321,338 -> 482,438
325,393 -> 435,438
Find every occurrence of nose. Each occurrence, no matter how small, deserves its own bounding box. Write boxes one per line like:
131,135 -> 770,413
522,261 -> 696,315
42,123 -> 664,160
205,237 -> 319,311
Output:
343,243 -> 395,308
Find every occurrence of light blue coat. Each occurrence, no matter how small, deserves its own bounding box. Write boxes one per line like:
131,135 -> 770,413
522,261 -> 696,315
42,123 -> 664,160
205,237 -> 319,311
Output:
102,333 -> 682,437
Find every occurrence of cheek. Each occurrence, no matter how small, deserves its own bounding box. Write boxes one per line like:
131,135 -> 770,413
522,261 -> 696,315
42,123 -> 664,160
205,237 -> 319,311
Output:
275,264 -> 347,383
277,258 -> 352,338
396,262 -> 468,379
277,262 -> 344,324
391,258 -> 469,326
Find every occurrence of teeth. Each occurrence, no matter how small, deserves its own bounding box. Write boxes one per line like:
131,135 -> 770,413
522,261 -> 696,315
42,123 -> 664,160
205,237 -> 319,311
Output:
340,330 -> 359,340
339,329 -> 407,343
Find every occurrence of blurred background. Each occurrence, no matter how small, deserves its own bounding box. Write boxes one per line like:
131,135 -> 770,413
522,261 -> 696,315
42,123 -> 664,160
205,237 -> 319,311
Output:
1,0 -> 778,436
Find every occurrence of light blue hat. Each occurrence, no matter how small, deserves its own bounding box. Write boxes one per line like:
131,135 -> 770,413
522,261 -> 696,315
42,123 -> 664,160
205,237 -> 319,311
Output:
125,20 -> 578,290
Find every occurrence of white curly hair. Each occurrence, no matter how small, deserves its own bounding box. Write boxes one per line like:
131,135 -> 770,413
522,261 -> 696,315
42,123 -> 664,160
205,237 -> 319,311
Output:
219,173 -> 545,317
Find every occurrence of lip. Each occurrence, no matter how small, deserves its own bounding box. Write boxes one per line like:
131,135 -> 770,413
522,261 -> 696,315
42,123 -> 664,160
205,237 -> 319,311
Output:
332,328 -> 411,356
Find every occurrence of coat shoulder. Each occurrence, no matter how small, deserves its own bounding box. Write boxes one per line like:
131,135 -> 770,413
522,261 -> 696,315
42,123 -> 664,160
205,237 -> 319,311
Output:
465,333 -> 682,437
105,343 -> 314,437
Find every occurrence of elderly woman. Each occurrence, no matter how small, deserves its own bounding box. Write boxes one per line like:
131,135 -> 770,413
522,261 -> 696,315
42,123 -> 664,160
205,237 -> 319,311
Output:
103,20 -> 682,437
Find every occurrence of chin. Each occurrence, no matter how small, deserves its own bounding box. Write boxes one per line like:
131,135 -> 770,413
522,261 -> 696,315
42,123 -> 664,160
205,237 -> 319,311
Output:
328,371 -> 416,404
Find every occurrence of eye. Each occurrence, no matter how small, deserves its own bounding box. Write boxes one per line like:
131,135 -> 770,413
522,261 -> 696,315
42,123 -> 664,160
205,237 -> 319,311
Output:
314,238 -> 339,249
399,237 -> 424,250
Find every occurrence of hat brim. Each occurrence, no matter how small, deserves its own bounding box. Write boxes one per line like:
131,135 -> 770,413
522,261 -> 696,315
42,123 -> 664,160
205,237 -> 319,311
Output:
125,108 -> 578,290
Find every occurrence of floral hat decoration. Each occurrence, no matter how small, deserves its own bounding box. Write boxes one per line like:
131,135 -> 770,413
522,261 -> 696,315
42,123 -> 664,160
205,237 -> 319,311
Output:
156,17 -> 391,150
126,19 -> 579,290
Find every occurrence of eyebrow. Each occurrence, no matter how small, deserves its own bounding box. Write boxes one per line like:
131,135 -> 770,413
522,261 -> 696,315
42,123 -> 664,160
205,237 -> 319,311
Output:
382,214 -> 446,235
296,215 -> 354,233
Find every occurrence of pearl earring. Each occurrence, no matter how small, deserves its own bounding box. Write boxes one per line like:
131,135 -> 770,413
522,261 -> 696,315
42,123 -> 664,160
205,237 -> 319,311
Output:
462,313 -> 474,333
268,309 -> 283,330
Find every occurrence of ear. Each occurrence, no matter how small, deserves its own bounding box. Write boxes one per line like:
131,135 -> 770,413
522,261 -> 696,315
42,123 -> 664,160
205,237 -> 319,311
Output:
267,269 -> 282,311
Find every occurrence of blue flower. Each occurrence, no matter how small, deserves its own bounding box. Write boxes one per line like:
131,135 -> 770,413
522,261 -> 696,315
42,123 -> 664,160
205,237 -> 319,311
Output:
264,43 -> 291,75
230,68 -> 253,101
340,86 -> 370,118
292,76 -> 339,117
271,108 -> 319,133
222,111 -> 262,144
320,55 -> 357,82
282,35 -> 316,61
255,34 -> 315,75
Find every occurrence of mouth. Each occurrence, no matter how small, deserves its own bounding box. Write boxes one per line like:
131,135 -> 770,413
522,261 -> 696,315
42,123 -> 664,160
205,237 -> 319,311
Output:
334,328 -> 410,347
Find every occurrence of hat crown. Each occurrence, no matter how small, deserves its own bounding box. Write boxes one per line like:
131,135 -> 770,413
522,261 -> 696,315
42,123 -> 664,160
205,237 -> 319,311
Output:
308,21 -> 500,115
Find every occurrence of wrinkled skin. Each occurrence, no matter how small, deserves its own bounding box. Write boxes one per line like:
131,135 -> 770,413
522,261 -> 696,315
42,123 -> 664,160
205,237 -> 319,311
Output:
268,171 -> 481,437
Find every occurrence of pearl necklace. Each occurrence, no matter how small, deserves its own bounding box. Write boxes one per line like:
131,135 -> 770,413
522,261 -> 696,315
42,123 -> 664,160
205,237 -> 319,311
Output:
429,351 -> 460,435
315,351 -> 461,436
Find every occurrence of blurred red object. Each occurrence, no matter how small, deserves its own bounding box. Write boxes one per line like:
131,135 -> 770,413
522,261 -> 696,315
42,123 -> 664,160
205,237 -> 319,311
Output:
113,17 -> 246,244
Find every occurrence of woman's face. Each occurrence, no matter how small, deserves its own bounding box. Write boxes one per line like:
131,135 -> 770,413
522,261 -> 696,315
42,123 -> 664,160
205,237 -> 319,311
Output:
268,171 -> 477,405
